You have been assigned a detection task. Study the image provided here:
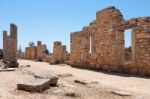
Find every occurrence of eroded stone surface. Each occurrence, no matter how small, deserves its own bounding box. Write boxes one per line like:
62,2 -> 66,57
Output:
34,73 -> 58,86
17,78 -> 50,92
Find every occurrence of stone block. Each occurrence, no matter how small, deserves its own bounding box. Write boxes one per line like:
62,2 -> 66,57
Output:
34,72 -> 58,86
17,78 -> 50,92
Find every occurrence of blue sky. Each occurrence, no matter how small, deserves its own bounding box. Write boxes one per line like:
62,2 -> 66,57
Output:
0,0 -> 150,52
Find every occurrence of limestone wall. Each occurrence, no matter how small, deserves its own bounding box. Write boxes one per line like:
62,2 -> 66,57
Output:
25,47 -> 31,60
70,6 -> 150,75
23,41 -> 46,61
36,44 -> 46,61
30,47 -> 37,60
49,41 -> 68,64
115,17 -> 150,75
70,7 -> 124,71
3,24 -> 18,67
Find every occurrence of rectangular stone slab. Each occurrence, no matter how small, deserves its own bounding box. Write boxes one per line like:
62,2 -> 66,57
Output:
74,79 -> 89,85
17,78 -> 50,92
0,68 -> 16,72
34,73 -> 58,86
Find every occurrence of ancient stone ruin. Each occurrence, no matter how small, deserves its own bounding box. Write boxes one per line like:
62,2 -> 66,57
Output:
70,6 -> 150,76
0,49 -> 3,59
22,41 -> 47,61
17,72 -> 58,92
2,24 -> 18,68
18,6 -> 150,76
49,41 -> 68,64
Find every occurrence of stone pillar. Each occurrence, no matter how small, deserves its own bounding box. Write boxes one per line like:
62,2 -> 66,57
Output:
2,24 -> 18,68
49,41 -> 68,64
36,41 -> 46,61
131,30 -> 136,66
3,31 -> 7,62
115,30 -> 125,71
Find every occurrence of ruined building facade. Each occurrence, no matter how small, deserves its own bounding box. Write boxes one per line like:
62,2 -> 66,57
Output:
49,41 -> 68,64
22,41 -> 47,61
3,24 -> 18,68
70,6 -> 150,75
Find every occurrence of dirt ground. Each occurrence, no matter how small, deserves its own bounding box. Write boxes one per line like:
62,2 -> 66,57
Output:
0,60 -> 150,99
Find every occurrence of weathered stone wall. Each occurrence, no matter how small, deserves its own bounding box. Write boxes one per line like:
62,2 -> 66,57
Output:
70,30 -> 91,67
70,6 -> 150,75
18,52 -> 25,59
30,47 -> 37,60
115,17 -> 150,75
36,42 -> 46,61
49,41 -> 68,64
3,24 -> 18,68
23,41 -> 46,61
70,7 -> 124,71
25,47 -> 31,60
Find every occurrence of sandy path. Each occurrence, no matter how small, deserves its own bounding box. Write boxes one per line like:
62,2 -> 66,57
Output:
0,59 -> 149,99
19,60 -> 150,94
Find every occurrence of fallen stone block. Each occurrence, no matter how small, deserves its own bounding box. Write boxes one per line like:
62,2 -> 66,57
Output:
57,73 -> 73,78
20,65 -> 30,67
111,90 -> 132,96
34,72 -> 58,86
74,79 -> 89,85
26,65 -> 30,67
17,78 -> 50,92
4,61 -> 19,68
0,68 -> 16,72
90,81 -> 99,84
74,79 -> 100,86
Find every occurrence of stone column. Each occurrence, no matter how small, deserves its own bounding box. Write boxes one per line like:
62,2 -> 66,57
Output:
115,30 -> 125,71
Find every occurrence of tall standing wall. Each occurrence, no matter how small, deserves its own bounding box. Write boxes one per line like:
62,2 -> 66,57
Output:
3,24 -> 18,68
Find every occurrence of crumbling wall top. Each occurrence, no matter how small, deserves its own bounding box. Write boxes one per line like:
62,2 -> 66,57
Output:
10,23 -> 17,38
37,41 -> 42,46
96,6 -> 124,21
54,41 -> 62,46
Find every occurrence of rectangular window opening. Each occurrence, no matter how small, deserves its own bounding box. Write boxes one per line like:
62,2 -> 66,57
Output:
125,29 -> 132,63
